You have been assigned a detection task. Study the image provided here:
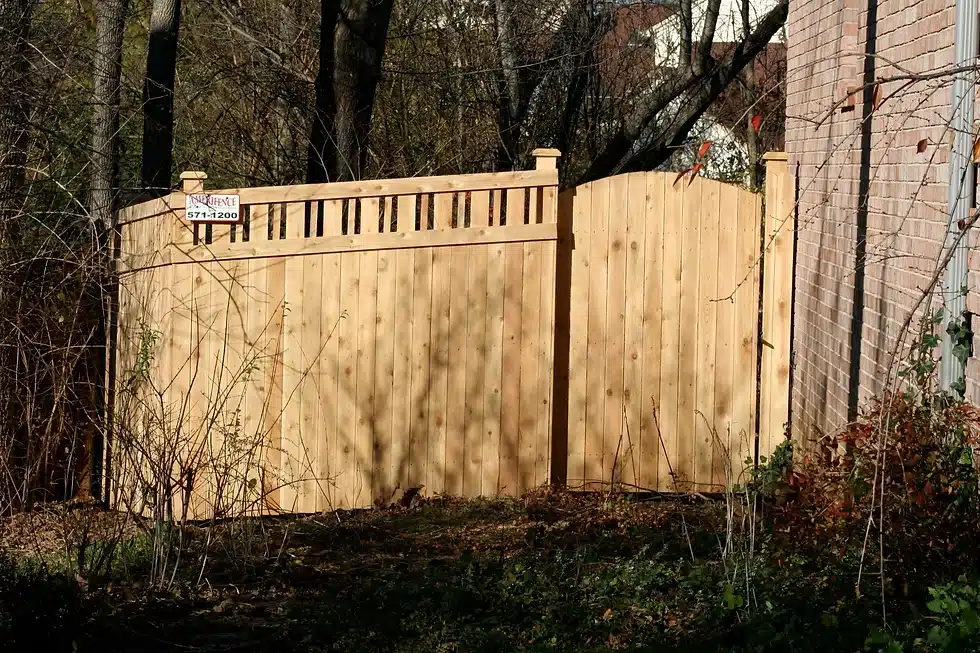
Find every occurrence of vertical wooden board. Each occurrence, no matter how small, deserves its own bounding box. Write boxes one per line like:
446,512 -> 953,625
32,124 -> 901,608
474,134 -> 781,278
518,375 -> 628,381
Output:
490,190 -> 503,226
317,250 -> 342,512
383,196 -> 394,232
355,248 -> 379,507
695,179 -> 720,491
541,185 -> 558,224
518,238 -> 542,493
427,244 -> 451,496
566,183 -> 592,486
499,190 -> 526,495
361,197 -> 380,235
112,273 -> 131,509
299,250 -> 322,512
463,244 -> 489,496
408,248 -> 433,489
760,162 -> 793,460
621,173 -> 647,488
337,251 -> 361,508
527,188 -> 540,224
262,258 -> 285,513
444,245 -> 469,497
583,178 -> 610,489
155,218 -> 177,418
205,260 -> 230,518
186,262 -> 210,519
113,270 -> 133,448
317,202 -> 343,511
241,254 -> 267,515
758,191 -> 775,465
603,175 -> 629,488
536,238 -> 557,486
374,249 -> 398,502
676,179 -> 703,491
536,185 -> 558,485
419,194 -> 431,231
396,195 -> 417,234
733,191 -> 761,486
455,192 -> 467,228
659,181 -> 684,491
323,200 -> 344,236
280,203 -> 305,512
506,188 -> 525,226
471,191 -> 491,228
390,247 -> 415,493
712,184 -> 739,488
639,174 -> 666,490
209,260 -> 239,516
111,274 -> 128,509
434,193 -> 453,229
483,242 -> 506,495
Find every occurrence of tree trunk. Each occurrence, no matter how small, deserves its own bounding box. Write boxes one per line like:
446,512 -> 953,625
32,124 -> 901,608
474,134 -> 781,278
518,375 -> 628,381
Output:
741,0 -> 760,188
91,0 -> 129,231
494,0 -> 521,170
140,0 -> 182,197
333,0 -> 395,181
0,0 -> 35,231
307,0 -> 340,184
90,0 -> 129,503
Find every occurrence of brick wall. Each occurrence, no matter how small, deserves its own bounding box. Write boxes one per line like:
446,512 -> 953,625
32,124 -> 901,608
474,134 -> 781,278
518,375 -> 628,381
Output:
785,0 -> 960,443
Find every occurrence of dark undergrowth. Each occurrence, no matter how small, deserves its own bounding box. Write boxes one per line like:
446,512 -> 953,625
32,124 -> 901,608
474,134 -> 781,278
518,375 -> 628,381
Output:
0,487 -> 975,653
8,322 -> 980,652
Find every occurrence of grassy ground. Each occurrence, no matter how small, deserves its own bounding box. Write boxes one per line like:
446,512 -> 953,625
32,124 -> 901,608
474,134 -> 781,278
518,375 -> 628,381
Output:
0,489 -> 964,652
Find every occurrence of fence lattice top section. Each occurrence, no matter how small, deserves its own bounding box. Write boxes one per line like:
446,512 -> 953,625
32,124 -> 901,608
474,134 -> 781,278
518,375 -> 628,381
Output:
117,150 -> 561,274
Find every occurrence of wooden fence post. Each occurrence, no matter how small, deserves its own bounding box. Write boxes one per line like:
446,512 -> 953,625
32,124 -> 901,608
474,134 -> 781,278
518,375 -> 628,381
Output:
180,170 -> 207,194
532,148 -> 560,225
758,152 -> 794,459
532,148 -> 560,171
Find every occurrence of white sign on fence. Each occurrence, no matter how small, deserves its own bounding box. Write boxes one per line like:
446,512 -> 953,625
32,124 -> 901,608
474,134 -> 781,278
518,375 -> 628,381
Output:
186,193 -> 241,223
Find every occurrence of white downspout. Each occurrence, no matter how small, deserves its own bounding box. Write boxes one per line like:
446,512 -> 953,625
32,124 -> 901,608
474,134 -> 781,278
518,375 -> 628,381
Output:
939,0 -> 978,395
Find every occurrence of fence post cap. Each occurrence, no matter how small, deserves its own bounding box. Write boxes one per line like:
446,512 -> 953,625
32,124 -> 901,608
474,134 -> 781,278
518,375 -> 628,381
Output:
531,148 -> 562,158
762,152 -> 788,162
179,171 -> 207,194
531,148 -> 561,171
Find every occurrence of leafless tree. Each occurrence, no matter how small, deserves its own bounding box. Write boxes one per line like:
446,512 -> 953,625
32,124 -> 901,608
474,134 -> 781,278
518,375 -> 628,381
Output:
141,0 -> 183,196
308,0 -> 395,182
0,0 -> 36,229
91,0 -> 130,231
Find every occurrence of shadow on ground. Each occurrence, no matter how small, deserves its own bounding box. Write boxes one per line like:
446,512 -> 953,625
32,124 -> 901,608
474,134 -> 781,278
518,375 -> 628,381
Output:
4,491 -> 890,653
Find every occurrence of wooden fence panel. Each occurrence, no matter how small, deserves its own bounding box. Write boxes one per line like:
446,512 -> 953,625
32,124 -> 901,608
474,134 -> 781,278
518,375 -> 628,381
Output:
113,161 -> 560,517
112,150 -> 792,517
556,166 -> 783,493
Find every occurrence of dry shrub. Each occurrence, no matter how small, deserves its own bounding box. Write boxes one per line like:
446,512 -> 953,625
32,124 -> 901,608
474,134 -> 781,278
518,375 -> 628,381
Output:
777,316 -> 980,586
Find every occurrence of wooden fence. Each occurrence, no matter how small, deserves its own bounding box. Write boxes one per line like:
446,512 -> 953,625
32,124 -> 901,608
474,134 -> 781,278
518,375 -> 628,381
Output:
110,151 -> 793,518
554,152 -> 793,493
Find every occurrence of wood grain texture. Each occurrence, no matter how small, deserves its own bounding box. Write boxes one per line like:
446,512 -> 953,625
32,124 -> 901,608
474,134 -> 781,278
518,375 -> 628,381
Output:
114,163 -> 787,513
